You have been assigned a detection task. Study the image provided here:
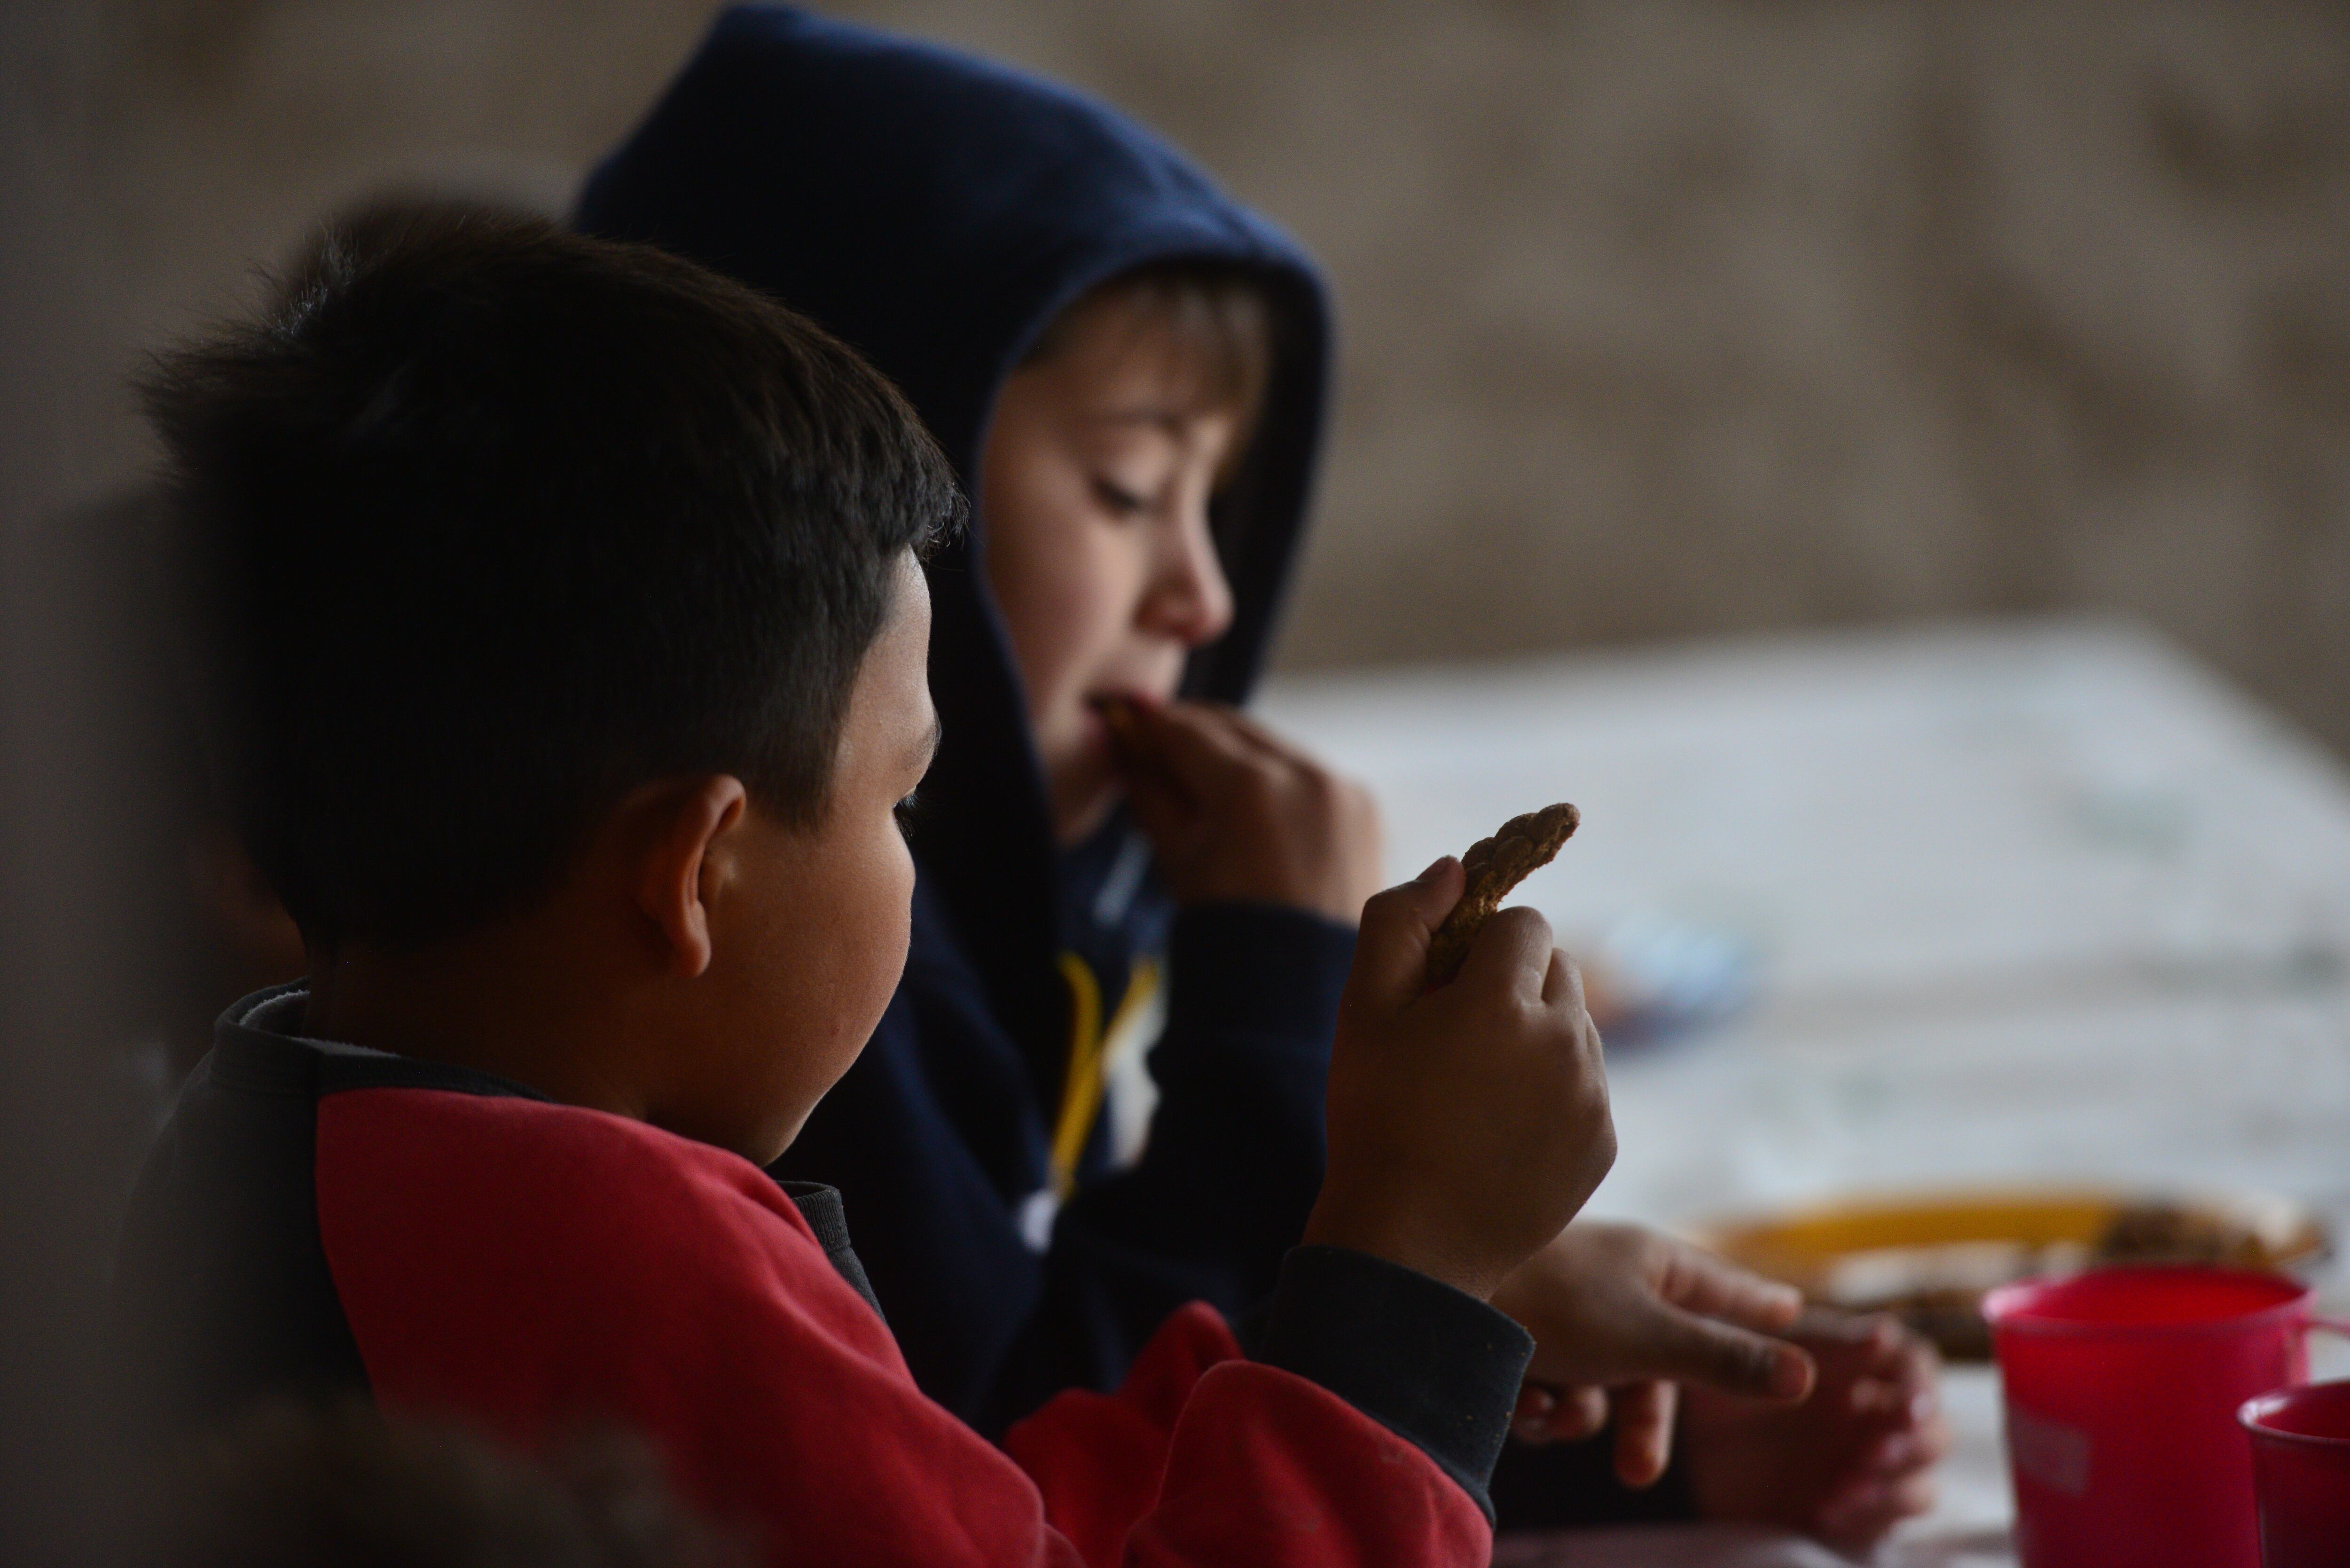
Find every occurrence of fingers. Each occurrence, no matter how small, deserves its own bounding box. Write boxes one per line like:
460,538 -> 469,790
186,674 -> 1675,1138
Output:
1845,1358 -> 1942,1438
1891,1329 -> 1941,1391
1658,1244 -> 1806,1337
1510,1383 -> 1553,1440
1116,700 -> 1361,822
1114,749 -> 1197,856
1512,1382 -> 1607,1444
1642,1302 -> 1817,1404
1104,697 -> 1253,803
1116,695 -> 1285,763
1550,1384 -> 1610,1442
1856,1410 -> 1952,1480
1205,702 -> 1321,770
1836,1372 -> 1950,1485
1801,1310 -> 1939,1425
1107,697 -> 1383,924
1790,1306 -> 1904,1356
1540,947 -> 1587,1014
1880,1336 -> 1941,1424
1347,859 -> 1467,1011
1816,1469 -> 1937,1553
1112,698 -> 1330,804
1457,905 -> 1558,1006
1610,1381 -> 1678,1488
1805,1320 -> 1946,1552
1100,699 -> 1206,856
1633,1241 -> 1816,1400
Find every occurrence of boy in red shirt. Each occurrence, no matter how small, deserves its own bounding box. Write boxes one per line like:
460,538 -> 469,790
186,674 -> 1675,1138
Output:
114,202 -> 1618,1565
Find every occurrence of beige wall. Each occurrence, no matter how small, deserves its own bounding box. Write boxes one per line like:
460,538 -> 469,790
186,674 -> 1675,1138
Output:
9,0 -> 2350,749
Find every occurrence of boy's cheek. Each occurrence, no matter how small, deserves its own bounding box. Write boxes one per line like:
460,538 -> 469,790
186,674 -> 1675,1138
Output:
875,846 -> 917,981
838,828 -> 918,1017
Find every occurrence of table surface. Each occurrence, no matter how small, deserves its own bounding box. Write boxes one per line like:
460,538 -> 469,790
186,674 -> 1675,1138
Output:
1257,620 -> 2350,1567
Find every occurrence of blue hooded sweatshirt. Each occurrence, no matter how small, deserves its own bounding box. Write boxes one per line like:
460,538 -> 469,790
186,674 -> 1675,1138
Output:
578,6 -> 1352,1438
579,8 -> 1688,1525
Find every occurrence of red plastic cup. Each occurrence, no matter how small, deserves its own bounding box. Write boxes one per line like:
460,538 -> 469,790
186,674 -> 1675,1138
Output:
2239,1381 -> 2350,1567
1984,1266 -> 2340,1568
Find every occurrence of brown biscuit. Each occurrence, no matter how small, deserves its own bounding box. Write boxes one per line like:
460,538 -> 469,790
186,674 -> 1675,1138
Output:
1423,802 -> 1580,988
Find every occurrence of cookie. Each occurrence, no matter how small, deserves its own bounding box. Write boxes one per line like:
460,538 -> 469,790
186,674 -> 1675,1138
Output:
1424,802 -> 1579,988
1093,692 -> 1143,743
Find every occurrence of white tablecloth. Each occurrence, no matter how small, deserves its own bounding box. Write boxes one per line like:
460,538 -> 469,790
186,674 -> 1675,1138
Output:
1258,620 -> 2350,1565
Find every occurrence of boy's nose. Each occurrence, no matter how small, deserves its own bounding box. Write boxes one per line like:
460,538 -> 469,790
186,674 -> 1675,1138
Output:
1143,499 -> 1235,648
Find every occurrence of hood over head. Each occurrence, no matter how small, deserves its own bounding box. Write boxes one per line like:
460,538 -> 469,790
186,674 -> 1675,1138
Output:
578,5 -> 1332,1056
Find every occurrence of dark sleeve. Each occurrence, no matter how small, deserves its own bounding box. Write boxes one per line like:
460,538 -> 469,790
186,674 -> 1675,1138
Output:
978,901 -> 1352,1432
1255,1247 -> 1534,1523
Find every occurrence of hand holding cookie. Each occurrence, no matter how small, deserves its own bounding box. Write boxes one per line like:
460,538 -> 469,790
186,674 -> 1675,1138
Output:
1304,856 -> 1615,1302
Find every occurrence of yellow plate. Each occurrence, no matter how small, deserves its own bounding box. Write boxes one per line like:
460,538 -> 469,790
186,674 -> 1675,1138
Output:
1691,1187 -> 2331,1360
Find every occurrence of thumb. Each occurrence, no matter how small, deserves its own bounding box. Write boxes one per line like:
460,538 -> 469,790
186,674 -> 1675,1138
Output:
1345,858 -> 1466,1013
1643,1304 -> 1817,1403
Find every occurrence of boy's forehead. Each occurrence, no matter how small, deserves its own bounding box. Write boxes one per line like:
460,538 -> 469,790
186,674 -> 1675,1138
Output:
1041,323 -> 1238,428
830,556 -> 935,783
868,555 -> 934,716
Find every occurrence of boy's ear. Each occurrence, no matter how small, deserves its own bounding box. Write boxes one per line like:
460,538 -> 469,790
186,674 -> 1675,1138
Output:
633,776 -> 750,979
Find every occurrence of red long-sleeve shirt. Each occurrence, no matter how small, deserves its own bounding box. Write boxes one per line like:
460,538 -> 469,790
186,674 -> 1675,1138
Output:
117,986 -> 1534,1566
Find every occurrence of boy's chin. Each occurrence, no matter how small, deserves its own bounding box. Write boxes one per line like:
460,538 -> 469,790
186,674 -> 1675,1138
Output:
1042,738 -> 1124,845
1050,788 -> 1122,849
752,1106 -> 817,1167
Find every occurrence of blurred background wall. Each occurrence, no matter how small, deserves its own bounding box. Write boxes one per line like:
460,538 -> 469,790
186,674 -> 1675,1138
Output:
7,0 -> 2350,755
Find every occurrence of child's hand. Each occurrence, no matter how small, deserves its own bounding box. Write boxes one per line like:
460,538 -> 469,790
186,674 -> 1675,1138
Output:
1680,1308 -> 1949,1553
1301,860 -> 1615,1301
1100,696 -> 1381,923
1491,1222 -> 1817,1485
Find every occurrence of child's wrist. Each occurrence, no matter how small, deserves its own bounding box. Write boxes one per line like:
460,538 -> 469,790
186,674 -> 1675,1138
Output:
1301,1190 -> 1507,1303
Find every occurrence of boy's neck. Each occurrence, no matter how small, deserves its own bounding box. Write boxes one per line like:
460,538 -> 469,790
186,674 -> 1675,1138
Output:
301,917 -> 651,1122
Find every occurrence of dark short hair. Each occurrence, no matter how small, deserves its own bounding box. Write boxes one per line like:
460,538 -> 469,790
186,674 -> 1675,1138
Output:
144,201 -> 960,952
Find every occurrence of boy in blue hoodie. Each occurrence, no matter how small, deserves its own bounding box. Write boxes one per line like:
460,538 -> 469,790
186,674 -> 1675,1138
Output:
579,8 -> 1943,1547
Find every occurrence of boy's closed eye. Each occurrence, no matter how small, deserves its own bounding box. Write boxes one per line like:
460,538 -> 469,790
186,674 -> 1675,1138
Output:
1090,476 -> 1149,517
893,715 -> 943,837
